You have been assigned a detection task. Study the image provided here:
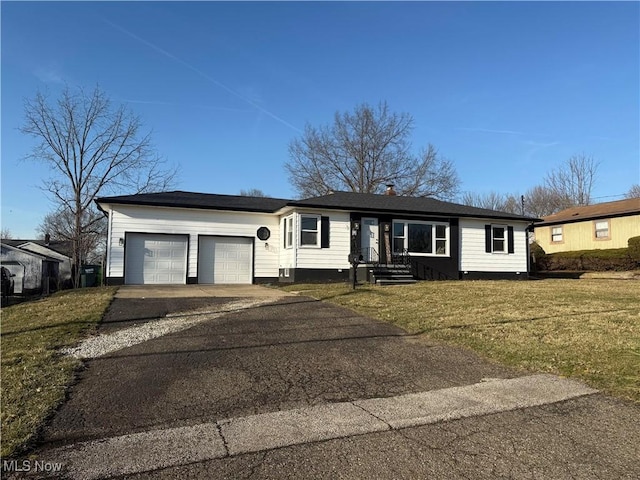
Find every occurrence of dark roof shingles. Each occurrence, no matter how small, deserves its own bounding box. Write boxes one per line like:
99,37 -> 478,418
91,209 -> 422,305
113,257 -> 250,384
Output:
97,191 -> 290,213
96,190 -> 536,221
537,198 -> 640,225
291,192 -> 535,221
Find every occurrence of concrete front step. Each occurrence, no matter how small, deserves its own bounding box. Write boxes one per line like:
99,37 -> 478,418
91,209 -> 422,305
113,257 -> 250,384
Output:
373,272 -> 413,278
373,270 -> 411,275
372,265 -> 416,285
376,278 -> 418,285
374,271 -> 411,276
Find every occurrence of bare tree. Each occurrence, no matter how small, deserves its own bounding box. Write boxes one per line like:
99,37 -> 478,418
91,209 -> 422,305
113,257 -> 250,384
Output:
0,228 -> 12,240
502,195 -> 523,215
22,85 -> 177,287
462,155 -> 599,219
626,184 -> 640,198
544,154 -> 599,208
239,188 -> 268,197
461,186 -> 573,218
461,191 -> 524,215
37,208 -> 106,264
522,185 -> 568,218
285,102 -> 460,199
462,191 -> 508,211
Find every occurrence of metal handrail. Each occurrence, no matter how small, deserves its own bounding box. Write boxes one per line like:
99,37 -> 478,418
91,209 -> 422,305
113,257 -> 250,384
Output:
351,247 -> 380,265
362,247 -> 379,265
391,249 -> 411,266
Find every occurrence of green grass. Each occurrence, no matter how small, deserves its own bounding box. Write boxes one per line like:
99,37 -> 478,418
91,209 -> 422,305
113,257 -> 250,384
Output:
283,280 -> 640,403
1,287 -> 117,458
2,281 -> 638,457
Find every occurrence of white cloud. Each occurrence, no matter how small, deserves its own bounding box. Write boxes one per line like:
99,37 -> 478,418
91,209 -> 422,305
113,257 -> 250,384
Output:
33,66 -> 65,84
522,140 -> 560,164
460,127 -> 525,136
524,140 -> 560,148
103,18 -> 301,133
121,99 -> 250,113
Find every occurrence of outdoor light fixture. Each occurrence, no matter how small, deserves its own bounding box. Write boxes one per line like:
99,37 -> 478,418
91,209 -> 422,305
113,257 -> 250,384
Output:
119,238 -> 124,246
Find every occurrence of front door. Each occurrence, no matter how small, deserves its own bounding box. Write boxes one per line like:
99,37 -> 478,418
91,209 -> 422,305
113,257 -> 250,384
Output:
361,218 -> 379,263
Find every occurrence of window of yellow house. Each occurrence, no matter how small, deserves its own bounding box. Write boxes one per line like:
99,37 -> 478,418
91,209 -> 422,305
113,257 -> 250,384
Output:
551,226 -> 563,243
594,220 -> 610,240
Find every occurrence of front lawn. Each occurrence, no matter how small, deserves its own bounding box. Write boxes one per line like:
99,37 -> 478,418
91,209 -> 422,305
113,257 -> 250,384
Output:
1,287 -> 117,457
283,280 -> 640,403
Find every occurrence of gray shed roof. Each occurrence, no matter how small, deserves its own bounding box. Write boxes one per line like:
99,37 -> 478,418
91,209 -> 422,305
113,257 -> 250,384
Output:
0,242 -> 62,262
3,239 -> 73,258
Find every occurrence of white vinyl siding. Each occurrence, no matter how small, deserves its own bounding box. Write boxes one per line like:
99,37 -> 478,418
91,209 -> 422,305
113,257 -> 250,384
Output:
106,205 -> 279,280
295,211 -> 351,270
460,219 -> 528,273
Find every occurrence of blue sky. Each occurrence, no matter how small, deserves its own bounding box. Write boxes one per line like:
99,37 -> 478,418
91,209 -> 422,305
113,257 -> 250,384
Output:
2,1 -> 639,238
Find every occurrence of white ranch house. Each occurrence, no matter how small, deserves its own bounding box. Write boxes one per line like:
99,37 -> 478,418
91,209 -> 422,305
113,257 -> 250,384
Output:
96,189 -> 536,286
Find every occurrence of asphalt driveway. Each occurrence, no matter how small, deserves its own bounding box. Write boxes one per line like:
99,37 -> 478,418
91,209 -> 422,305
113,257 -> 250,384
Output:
22,285 -> 640,479
42,286 -> 517,445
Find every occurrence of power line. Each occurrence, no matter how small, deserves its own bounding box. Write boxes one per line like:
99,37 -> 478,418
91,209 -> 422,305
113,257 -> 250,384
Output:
591,193 -> 627,200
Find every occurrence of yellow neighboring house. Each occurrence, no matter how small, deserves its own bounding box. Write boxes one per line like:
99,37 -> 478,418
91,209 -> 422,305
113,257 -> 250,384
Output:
535,198 -> 640,254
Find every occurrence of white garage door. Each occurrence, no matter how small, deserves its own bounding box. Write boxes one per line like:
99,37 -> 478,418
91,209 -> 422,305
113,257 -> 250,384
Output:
198,236 -> 253,284
125,234 -> 188,285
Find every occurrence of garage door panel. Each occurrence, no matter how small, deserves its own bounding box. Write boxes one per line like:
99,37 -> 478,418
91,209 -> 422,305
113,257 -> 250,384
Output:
198,236 -> 253,284
125,234 -> 187,285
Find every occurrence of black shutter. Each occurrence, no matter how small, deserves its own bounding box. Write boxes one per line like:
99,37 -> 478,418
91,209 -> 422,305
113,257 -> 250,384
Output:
485,224 -> 492,253
283,220 -> 286,248
507,226 -> 515,254
321,216 -> 330,248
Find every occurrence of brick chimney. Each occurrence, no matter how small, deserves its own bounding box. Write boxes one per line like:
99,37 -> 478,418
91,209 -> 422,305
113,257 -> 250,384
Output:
44,233 -> 51,246
384,184 -> 397,196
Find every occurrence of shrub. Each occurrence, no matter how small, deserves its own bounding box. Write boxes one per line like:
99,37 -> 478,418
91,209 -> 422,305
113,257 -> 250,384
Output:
628,236 -> 640,262
530,241 -> 545,257
529,242 -> 545,272
537,248 -> 636,271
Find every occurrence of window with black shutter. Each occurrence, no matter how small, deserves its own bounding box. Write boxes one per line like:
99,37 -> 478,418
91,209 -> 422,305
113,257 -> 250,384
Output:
321,216 -> 330,248
486,224 -> 511,254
